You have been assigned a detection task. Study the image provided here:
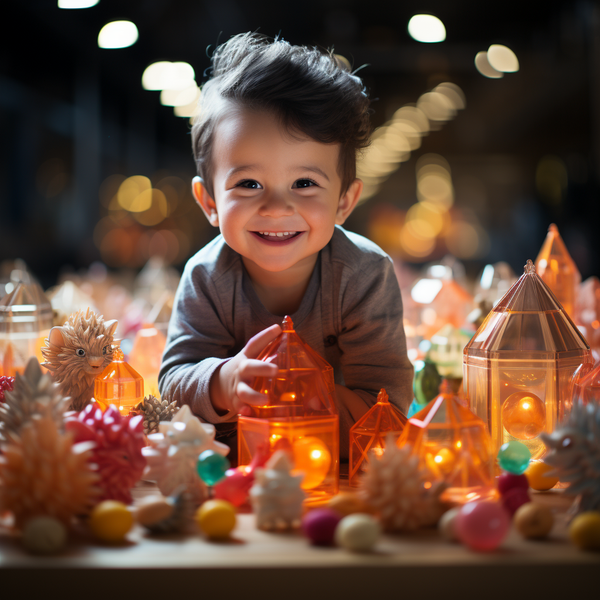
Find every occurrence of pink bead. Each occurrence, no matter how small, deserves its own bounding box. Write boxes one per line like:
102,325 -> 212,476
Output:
302,509 -> 342,546
501,487 -> 530,516
497,472 -> 529,496
456,501 -> 510,551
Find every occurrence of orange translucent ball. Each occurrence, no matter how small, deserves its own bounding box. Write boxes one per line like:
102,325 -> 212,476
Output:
293,437 -> 331,490
502,392 -> 546,440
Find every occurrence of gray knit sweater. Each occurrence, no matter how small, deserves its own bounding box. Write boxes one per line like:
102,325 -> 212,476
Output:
159,226 -> 413,457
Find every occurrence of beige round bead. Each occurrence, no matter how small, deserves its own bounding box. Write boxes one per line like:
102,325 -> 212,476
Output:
135,496 -> 174,527
514,502 -> 554,539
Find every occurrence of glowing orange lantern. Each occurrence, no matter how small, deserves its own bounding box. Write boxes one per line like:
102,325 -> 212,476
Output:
94,347 -> 144,415
128,324 -> 167,398
463,260 -> 591,461
238,316 -> 339,506
397,380 -> 496,504
349,389 -> 407,486
535,223 -> 580,320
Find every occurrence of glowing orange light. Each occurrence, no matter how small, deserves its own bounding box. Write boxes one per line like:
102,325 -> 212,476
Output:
501,391 -> 546,440
293,437 -> 332,490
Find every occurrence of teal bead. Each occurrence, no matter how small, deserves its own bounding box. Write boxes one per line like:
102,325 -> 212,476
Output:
408,398 -> 427,418
497,441 -> 531,475
197,450 -> 230,486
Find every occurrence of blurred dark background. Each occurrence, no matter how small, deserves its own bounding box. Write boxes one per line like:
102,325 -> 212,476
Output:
1,0 -> 598,289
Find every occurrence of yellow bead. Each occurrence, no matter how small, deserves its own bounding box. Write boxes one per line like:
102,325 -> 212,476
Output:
569,512 -> 600,551
196,499 -> 236,539
90,500 -> 134,543
525,461 -> 559,491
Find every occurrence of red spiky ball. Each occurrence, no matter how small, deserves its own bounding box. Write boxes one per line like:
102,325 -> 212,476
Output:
66,404 -> 146,504
0,376 -> 15,402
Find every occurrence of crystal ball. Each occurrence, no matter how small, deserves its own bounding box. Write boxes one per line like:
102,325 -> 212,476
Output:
196,450 -> 230,486
456,500 -> 510,551
501,391 -> 546,440
497,441 -> 531,475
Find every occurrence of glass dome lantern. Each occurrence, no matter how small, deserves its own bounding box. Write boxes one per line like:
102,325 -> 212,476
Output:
463,260 -> 591,460
238,316 -> 339,506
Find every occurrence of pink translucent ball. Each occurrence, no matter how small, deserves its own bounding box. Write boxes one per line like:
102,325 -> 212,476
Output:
302,509 -> 342,546
457,501 -> 510,551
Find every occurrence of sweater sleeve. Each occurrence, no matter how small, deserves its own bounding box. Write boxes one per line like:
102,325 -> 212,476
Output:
158,263 -> 237,425
337,254 -> 413,419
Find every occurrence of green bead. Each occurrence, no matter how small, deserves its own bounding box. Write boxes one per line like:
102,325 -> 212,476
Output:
197,450 -> 230,486
413,359 -> 441,405
497,441 -> 531,475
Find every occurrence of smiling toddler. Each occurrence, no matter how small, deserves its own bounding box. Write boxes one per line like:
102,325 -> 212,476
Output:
159,33 -> 413,456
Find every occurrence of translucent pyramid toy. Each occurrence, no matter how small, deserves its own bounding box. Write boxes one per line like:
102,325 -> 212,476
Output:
397,379 -> 496,504
128,323 -> 167,398
94,346 -> 144,415
349,389 -> 407,486
575,276 -> 600,360
463,260 -> 591,460
0,273 -> 53,376
238,316 -> 339,506
571,361 -> 600,406
535,223 -> 580,320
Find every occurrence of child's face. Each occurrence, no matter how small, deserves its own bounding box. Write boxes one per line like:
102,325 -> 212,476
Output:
195,105 -> 361,276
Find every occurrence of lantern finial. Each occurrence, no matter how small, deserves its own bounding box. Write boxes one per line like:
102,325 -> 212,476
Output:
524,259 -> 536,274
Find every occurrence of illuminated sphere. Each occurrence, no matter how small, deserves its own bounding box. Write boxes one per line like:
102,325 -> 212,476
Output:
293,437 -> 332,490
525,460 -> 559,491
501,391 -> 546,440
497,441 -> 531,475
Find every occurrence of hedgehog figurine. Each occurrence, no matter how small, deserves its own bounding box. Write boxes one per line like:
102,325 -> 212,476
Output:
542,401 -> 600,516
65,404 -> 146,504
41,308 -> 118,412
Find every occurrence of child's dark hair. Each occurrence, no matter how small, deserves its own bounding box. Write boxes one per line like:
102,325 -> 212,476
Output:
191,32 -> 371,197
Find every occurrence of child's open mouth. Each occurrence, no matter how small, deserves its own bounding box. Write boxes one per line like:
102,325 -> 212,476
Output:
252,231 -> 303,242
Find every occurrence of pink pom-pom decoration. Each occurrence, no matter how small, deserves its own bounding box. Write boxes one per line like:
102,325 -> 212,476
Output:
456,501 -> 510,551
66,404 -> 146,504
302,508 -> 342,546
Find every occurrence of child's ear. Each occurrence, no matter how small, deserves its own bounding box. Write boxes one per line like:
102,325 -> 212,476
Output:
192,176 -> 219,227
335,178 -> 363,225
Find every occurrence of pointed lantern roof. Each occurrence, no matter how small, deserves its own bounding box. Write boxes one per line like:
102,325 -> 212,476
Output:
252,316 -> 337,417
0,275 -> 53,334
464,259 -> 589,359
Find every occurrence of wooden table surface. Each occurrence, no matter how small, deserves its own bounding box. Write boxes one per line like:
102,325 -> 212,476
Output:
1,482 -> 599,600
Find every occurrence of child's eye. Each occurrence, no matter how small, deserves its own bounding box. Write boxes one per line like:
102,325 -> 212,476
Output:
236,179 -> 262,189
293,179 -> 318,189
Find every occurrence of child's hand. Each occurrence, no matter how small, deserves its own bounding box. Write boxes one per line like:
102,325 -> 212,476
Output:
210,324 -> 281,416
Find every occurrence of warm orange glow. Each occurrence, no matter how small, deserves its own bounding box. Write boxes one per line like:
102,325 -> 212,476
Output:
292,436 -> 331,490
128,324 -> 167,398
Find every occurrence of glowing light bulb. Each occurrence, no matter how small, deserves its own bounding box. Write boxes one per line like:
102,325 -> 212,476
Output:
502,391 -> 546,440
292,436 -> 331,490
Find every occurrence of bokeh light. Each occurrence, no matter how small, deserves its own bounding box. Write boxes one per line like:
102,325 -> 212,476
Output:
97,21 -> 139,49
58,0 -> 98,7
408,15 -> 446,43
487,44 -> 519,73
475,51 -> 503,78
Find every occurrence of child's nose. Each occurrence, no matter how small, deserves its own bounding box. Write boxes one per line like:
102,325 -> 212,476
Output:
257,191 -> 294,217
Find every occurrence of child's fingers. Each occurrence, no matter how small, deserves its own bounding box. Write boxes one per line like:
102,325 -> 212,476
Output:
238,358 -> 277,380
243,324 -> 281,358
236,381 -> 270,406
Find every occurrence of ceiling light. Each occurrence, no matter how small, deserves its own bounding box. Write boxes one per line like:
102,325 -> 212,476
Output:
408,14 -> 446,43
98,21 -> 139,49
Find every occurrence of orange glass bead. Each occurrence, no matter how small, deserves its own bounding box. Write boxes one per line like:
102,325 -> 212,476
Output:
94,347 -> 144,416
397,380 -> 496,504
535,223 -> 580,320
238,316 -> 339,506
349,389 -> 407,486
502,391 -> 546,440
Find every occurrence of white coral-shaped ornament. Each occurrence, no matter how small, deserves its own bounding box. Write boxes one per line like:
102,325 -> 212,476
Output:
0,357 -> 69,444
142,405 -> 229,506
250,451 -> 305,531
542,400 -> 600,516
358,441 -> 446,532
0,415 -> 99,529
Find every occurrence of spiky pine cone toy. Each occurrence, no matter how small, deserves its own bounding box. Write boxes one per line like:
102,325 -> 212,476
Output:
130,395 -> 178,436
358,442 -> 446,532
